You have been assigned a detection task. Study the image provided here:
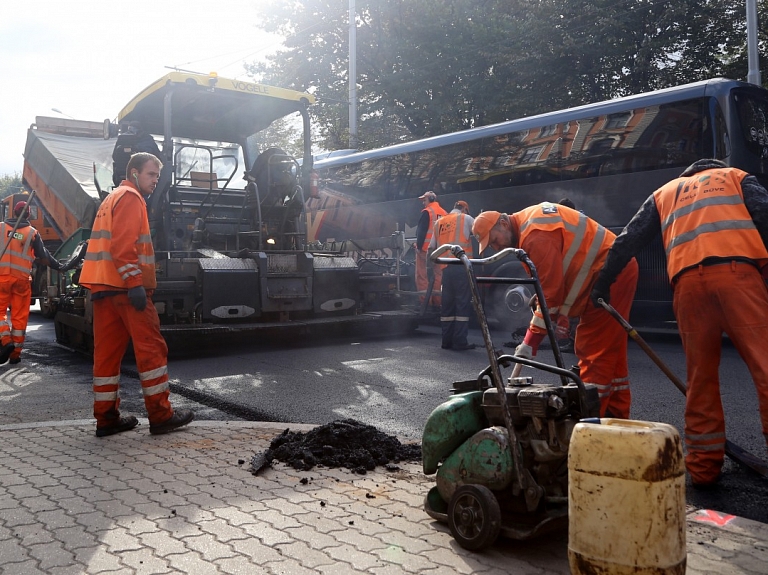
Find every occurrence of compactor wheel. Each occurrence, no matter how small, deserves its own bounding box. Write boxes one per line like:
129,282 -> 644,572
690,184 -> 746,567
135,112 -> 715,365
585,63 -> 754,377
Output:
447,484 -> 501,551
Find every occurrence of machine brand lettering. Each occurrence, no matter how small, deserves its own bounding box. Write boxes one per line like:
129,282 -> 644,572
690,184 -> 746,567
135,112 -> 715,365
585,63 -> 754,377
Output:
231,81 -> 269,95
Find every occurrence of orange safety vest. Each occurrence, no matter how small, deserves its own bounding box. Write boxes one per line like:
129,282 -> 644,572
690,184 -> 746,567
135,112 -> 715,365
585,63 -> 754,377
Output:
80,186 -> 157,290
0,223 -> 36,280
653,167 -> 768,281
434,212 -> 474,259
514,202 -> 614,323
420,203 -> 447,251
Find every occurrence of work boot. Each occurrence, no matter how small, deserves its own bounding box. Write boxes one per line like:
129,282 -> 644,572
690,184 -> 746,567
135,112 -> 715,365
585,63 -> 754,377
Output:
96,415 -> 139,437
452,343 -> 476,351
149,409 -> 195,435
0,343 -> 15,365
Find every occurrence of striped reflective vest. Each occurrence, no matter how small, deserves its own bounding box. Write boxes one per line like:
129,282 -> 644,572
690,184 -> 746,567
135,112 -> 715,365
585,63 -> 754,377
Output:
420,203 -> 447,251
653,167 -> 768,281
514,202 -> 614,325
0,223 -> 36,280
434,212 -> 474,259
80,186 -> 157,290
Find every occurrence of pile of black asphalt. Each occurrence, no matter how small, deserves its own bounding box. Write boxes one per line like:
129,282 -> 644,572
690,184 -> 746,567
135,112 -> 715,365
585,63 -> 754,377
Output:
250,419 -> 422,475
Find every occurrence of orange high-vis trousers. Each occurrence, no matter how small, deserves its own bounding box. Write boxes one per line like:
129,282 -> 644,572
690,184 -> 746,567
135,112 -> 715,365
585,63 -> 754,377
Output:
415,249 -> 442,306
92,294 -> 173,427
576,258 -> 639,419
674,261 -> 768,485
0,276 -> 32,361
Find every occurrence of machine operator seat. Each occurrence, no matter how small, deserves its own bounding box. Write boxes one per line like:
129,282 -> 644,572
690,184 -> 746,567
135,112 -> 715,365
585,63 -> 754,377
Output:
245,147 -> 297,210
112,121 -> 163,187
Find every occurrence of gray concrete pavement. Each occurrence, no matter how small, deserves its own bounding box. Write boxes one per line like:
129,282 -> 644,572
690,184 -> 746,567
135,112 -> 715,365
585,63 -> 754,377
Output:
1,419 -> 766,574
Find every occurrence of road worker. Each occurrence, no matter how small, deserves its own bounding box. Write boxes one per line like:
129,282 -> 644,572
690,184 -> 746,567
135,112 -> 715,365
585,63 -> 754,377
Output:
429,200 -> 476,350
413,191 -> 447,306
79,152 -> 194,437
0,200 -> 64,365
591,159 -> 768,487
472,203 -> 639,418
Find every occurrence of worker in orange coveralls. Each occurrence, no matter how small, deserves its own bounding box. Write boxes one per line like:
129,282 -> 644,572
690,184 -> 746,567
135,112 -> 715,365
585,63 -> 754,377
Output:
412,191 -> 447,306
79,152 -> 194,437
0,200 -> 64,365
472,203 -> 638,418
592,159 -> 768,488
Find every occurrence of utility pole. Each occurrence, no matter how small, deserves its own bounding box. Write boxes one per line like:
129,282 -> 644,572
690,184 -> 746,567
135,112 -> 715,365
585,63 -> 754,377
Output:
349,0 -> 358,149
746,0 -> 761,85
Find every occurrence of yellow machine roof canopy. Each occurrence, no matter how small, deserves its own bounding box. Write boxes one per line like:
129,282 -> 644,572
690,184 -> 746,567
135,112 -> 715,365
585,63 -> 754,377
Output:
117,72 -> 315,143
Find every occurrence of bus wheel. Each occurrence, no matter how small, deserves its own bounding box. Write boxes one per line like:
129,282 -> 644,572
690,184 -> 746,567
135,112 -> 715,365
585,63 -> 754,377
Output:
486,261 -> 533,331
489,283 -> 533,331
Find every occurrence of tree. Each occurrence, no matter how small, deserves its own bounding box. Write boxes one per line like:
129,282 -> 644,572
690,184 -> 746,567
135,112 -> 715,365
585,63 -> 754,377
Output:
246,0 -> 764,152
0,173 -> 23,200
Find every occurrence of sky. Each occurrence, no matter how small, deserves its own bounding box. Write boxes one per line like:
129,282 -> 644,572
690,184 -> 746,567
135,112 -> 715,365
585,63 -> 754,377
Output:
0,0 -> 285,177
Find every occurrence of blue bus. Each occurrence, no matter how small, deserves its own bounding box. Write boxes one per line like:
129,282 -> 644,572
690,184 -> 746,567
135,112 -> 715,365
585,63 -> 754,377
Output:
307,78 -> 768,329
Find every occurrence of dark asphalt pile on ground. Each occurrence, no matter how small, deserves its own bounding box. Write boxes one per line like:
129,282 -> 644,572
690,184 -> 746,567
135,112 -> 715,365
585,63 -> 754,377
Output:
251,419 -> 422,475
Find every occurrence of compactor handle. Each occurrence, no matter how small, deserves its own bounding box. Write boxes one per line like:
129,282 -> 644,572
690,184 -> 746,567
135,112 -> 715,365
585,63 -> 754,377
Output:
430,244 -> 527,266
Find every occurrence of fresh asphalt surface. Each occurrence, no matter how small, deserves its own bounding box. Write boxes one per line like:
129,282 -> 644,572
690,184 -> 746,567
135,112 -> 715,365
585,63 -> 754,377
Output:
11,307 -> 768,525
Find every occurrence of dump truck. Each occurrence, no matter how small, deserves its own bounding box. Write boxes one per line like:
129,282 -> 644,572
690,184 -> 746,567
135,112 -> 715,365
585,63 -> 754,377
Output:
20,116 -> 113,317
21,72 -> 417,353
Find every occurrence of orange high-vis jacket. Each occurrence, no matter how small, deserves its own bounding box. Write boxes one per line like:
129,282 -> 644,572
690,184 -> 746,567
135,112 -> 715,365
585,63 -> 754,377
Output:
420,203 -> 447,251
513,202 -> 615,332
0,223 -> 36,280
434,212 -> 474,258
653,167 -> 768,281
79,185 -> 156,292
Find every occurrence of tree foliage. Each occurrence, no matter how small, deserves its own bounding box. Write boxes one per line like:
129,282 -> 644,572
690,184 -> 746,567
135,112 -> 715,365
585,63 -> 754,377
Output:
246,0 -> 768,152
0,173 -> 23,200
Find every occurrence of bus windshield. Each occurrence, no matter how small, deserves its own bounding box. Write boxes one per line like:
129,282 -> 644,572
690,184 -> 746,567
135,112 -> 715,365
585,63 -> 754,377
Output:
734,90 -> 768,159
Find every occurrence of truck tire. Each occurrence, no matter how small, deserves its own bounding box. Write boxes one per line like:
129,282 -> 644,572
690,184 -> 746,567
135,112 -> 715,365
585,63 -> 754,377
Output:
39,290 -> 56,319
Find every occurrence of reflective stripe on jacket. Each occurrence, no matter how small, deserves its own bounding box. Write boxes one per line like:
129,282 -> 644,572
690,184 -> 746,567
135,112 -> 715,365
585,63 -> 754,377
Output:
653,167 -> 768,281
421,203 -> 447,251
434,212 -> 474,258
0,223 -> 36,280
80,185 -> 157,290
514,202 -> 614,327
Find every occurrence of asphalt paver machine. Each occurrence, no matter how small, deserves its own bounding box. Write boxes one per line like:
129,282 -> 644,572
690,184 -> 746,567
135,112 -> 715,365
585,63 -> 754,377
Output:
422,245 -> 601,551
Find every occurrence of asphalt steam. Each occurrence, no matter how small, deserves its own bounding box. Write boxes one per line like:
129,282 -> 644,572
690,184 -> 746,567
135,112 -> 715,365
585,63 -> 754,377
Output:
250,419 -> 421,475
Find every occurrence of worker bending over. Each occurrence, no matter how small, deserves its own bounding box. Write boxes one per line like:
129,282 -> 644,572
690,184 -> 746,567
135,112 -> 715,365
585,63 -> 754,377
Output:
592,159 -> 768,487
472,203 -> 638,418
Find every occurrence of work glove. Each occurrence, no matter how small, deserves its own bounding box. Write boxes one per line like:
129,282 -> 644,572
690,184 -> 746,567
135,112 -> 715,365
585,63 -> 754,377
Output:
514,342 -> 534,359
127,286 -> 147,311
518,328 -> 546,358
590,282 -> 610,308
554,314 -> 571,340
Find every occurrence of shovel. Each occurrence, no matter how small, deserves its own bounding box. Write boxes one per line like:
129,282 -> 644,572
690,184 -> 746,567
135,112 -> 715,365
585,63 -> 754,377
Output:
598,298 -> 768,478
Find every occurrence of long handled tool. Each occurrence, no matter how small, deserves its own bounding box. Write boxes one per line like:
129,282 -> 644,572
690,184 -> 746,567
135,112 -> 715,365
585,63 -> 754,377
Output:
598,298 -> 768,477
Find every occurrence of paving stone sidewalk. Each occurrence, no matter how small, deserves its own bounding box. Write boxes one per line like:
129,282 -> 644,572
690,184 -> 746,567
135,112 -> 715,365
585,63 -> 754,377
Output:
0,420 -> 766,574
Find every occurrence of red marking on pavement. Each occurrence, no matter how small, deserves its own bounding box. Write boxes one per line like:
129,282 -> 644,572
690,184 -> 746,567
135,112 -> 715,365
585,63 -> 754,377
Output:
694,509 -> 736,527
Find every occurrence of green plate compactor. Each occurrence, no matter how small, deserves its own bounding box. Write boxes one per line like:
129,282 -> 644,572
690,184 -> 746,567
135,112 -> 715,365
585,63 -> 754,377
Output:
422,245 -> 601,551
